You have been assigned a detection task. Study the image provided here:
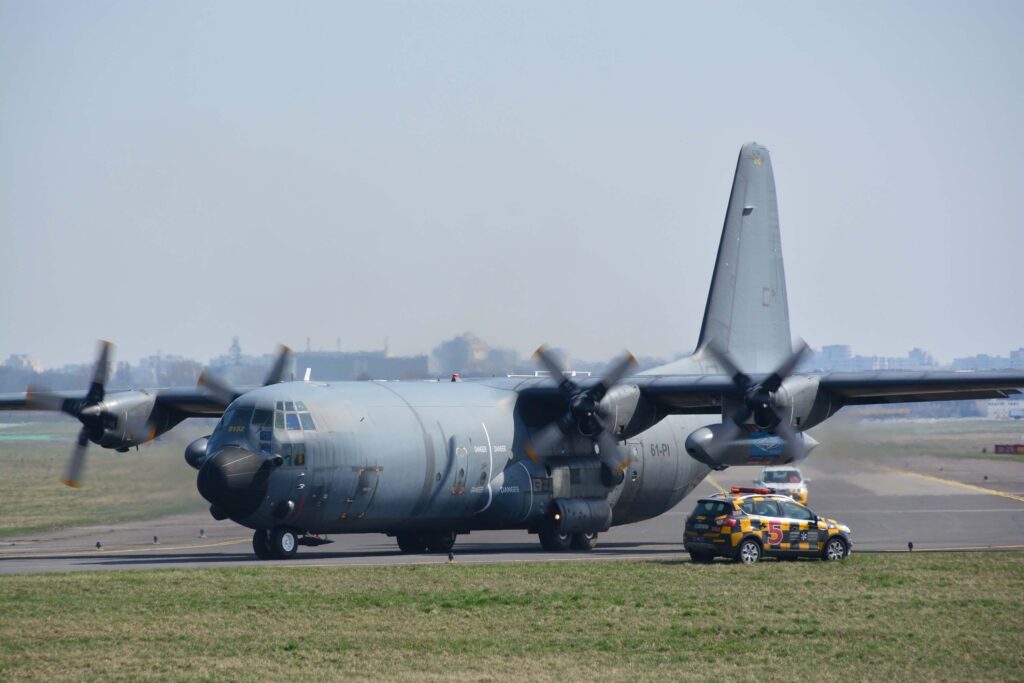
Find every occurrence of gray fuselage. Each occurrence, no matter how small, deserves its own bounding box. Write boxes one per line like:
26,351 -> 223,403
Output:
201,377 -> 713,536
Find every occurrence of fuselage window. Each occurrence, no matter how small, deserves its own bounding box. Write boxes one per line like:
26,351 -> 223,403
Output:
286,413 -> 301,430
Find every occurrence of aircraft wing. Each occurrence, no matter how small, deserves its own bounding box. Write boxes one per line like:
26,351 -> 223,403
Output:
813,371 -> 1024,405
0,388 -> 225,418
631,370 -> 1024,413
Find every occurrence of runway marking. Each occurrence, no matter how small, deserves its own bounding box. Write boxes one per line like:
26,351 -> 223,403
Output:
820,508 -> 1024,514
876,465 -> 1024,503
863,544 -> 1024,553
0,537 -> 250,560
706,474 -> 727,494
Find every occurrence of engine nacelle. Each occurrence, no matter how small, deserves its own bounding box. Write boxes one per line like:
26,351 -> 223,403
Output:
184,436 -> 211,470
685,423 -> 819,469
92,391 -> 164,450
599,385 -> 665,440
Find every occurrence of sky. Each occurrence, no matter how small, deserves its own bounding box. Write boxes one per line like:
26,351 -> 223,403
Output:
1,1 -> 1022,368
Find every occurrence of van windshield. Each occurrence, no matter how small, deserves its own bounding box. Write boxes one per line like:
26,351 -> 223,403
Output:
764,470 -> 801,484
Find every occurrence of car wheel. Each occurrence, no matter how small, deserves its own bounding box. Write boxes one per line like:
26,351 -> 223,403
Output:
570,532 -> 598,550
823,537 -> 848,561
538,527 -> 573,551
396,533 -> 428,554
734,538 -> 762,564
252,529 -> 273,560
270,527 -> 298,559
689,551 -> 714,564
425,531 -> 457,553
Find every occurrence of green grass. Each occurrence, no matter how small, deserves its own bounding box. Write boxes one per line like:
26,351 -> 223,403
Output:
811,416 -> 1024,463
0,554 -> 1021,681
0,419 -> 210,537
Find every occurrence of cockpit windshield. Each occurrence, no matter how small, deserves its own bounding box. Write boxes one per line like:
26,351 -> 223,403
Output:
275,400 -> 316,432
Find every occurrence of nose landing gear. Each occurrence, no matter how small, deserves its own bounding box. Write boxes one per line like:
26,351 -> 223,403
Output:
252,527 -> 299,560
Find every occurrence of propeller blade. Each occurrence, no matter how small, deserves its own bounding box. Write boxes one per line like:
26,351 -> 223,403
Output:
25,384 -> 70,413
704,341 -> 751,389
62,428 -> 90,488
524,421 -> 566,462
762,339 -> 810,393
85,340 -> 113,405
773,418 -> 806,463
595,429 -> 631,474
533,345 -> 574,392
197,371 -> 238,407
263,345 -> 293,386
592,350 -> 637,401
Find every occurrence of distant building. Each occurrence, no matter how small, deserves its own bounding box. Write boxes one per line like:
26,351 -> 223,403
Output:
431,333 -> 523,377
987,399 -> 1024,420
293,350 -> 429,381
3,354 -> 43,373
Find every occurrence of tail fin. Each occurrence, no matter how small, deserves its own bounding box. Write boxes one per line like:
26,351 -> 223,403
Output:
697,142 -> 792,373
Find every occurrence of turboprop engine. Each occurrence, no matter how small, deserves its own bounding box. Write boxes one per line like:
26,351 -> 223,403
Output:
685,423 -> 819,469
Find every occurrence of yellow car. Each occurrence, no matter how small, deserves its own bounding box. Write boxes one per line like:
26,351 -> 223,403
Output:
684,487 -> 851,564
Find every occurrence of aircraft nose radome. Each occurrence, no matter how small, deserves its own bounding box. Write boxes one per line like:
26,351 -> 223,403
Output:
196,446 -> 269,520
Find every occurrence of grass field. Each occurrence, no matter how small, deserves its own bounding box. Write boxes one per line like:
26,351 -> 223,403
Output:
0,553 -> 1021,681
0,419 -> 210,537
811,415 -> 1024,463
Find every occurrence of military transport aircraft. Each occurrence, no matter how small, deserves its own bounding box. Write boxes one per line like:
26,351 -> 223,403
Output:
3,143 -> 1022,560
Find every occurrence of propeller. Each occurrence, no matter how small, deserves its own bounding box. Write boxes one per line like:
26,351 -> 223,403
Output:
26,340 -> 114,488
197,345 -> 293,408
524,346 -> 637,484
703,339 -> 810,461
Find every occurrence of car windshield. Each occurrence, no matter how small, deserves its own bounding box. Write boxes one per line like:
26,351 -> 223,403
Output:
691,500 -> 732,518
763,469 -> 801,484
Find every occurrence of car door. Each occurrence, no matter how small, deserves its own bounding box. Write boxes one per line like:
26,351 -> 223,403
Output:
750,498 -> 786,554
777,499 -> 821,555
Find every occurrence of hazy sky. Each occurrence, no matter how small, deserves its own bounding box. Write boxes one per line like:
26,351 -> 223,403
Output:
2,1 -> 1021,368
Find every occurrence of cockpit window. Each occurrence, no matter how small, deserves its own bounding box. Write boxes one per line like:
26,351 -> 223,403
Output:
272,400 -> 317,432
251,408 -> 273,427
227,406 -> 253,427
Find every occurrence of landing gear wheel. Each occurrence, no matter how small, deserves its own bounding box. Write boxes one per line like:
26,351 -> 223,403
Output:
570,531 -> 598,550
425,531 -> 457,553
823,537 -> 848,561
689,551 -> 714,564
253,529 -> 273,560
396,533 -> 428,554
270,527 -> 298,559
538,527 -> 573,552
733,538 -> 762,564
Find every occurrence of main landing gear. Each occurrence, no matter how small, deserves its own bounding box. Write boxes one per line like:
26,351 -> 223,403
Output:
395,531 -> 458,554
537,526 -> 599,552
252,527 -> 331,560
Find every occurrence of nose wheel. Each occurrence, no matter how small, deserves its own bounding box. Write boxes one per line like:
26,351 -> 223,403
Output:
252,528 -> 299,560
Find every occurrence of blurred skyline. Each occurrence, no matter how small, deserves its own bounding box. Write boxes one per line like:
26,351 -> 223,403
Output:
2,1 -> 1022,368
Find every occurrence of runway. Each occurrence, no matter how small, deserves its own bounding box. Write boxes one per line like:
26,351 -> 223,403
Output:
3,450 -> 1022,574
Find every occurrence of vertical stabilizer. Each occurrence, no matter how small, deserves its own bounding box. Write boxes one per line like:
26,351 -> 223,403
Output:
697,143 -> 792,373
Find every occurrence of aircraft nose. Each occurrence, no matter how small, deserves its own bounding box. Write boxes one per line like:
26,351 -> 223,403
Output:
196,446 -> 270,519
